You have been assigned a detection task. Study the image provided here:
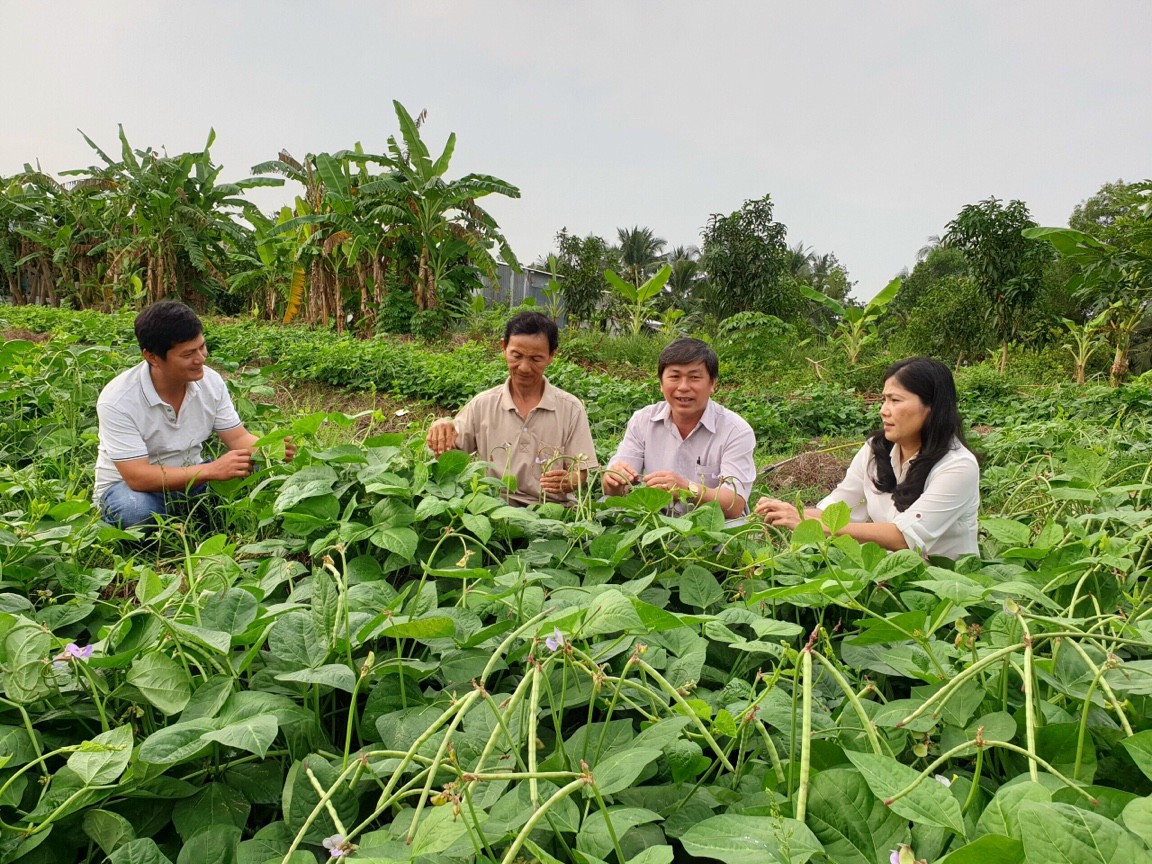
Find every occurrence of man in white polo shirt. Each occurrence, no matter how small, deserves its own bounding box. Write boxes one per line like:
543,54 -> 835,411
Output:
94,301 -> 294,527
601,338 -> 755,519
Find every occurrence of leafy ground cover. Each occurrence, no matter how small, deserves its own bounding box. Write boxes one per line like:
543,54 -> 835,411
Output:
2,310 -> 1152,864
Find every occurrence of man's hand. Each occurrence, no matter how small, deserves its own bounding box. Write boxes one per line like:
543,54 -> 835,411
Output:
211,448 -> 255,481
755,497 -> 808,530
283,436 -> 296,462
602,461 -> 639,497
541,468 -> 582,497
643,470 -> 689,495
426,419 -> 458,457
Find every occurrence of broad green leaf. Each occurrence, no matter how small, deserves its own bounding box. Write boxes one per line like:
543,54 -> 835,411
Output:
378,616 -> 456,640
268,611 -> 330,668
127,652 -> 191,715
371,525 -> 419,559
68,725 -> 133,786
3,616 -> 54,703
283,755 -> 359,843
1120,730 -> 1152,783
175,823 -> 242,864
580,589 -> 644,637
1122,796 -> 1152,846
0,724 -> 39,765
981,518 -> 1031,547
138,719 -> 218,765
202,714 -> 279,758
939,834 -> 1023,864
593,747 -> 662,796
845,750 -> 966,836
108,838 -> 175,864
200,589 -> 259,636
274,465 -> 339,512
83,809 -> 136,856
679,565 -> 725,610
627,847 -> 674,864
792,518 -> 827,547
180,675 -> 234,722
680,814 -> 823,864
576,807 -> 662,860
821,501 -> 851,535
1018,800 -> 1152,864
276,664 -> 357,692
806,768 -> 906,864
409,801 -> 486,856
173,783 -> 250,842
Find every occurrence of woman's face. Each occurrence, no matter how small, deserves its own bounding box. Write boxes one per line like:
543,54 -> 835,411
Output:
880,377 -> 931,449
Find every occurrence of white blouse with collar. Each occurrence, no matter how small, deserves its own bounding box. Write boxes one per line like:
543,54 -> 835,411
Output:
818,440 -> 980,559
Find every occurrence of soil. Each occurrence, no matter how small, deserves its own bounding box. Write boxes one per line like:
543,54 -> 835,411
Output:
762,447 -> 853,496
2,328 -> 51,343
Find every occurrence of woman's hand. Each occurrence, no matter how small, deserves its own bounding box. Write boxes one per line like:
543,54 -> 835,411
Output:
755,497 -> 811,530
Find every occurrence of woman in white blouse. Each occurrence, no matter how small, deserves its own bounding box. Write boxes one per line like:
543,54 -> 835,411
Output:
755,357 -> 979,559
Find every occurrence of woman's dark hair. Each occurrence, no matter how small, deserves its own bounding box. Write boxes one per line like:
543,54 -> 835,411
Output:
868,356 -> 968,511
135,301 -> 203,359
504,311 -> 559,353
658,338 -> 719,380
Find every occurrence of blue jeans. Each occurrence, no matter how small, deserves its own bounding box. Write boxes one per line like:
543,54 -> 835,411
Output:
99,481 -> 209,528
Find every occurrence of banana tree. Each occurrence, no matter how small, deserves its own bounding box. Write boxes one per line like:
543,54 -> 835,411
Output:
1025,223 -> 1152,385
798,277 -> 901,365
604,264 -> 672,335
357,101 -> 521,312
1059,308 -> 1109,385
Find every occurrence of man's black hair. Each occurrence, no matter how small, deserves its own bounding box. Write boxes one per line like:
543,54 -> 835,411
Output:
504,311 -> 559,353
135,301 -> 204,359
658,338 -> 719,380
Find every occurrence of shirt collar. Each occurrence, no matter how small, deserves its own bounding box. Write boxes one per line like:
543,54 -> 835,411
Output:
137,361 -> 200,407
652,398 -> 718,433
498,376 -> 557,412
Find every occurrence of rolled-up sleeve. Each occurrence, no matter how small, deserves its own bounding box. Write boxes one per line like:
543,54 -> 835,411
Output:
891,458 -> 979,554
609,410 -> 649,473
721,422 -> 756,504
818,444 -> 871,523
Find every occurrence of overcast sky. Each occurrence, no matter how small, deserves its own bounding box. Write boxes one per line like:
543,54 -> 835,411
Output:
4,2 -> 1150,300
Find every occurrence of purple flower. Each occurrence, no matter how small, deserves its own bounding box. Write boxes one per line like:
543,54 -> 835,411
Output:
323,834 -> 349,858
545,628 -> 565,652
55,643 -> 94,667
66,643 -> 94,660
890,851 -> 900,864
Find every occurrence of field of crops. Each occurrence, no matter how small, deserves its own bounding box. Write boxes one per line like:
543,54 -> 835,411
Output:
3,307 -> 1152,864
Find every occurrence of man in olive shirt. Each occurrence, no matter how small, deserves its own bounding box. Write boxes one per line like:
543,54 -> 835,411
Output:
425,311 -> 597,505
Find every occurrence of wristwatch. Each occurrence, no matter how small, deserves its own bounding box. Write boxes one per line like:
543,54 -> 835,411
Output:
687,481 -> 703,501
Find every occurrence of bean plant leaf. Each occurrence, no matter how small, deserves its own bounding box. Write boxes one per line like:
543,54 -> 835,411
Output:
174,822 -> 242,864
3,616 -> 53,703
82,808 -> 137,856
201,714 -> 279,758
68,725 -> 133,786
1017,800 -> 1152,863
276,664 -> 357,692
1120,730 -> 1152,783
127,652 -> 191,715
593,747 -> 662,796
938,834 -> 1024,863
274,465 -> 339,512
679,565 -> 725,610
283,755 -> 359,843
981,518 -> 1031,547
172,783 -> 250,842
845,750 -> 966,836
108,838 -> 175,864
806,768 -> 906,864
138,719 -> 218,765
1122,796 -> 1152,846
581,589 -> 644,636
821,501 -> 851,535
576,807 -> 663,860
679,814 -> 823,864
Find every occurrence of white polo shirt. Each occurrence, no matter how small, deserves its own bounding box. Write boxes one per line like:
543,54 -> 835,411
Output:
818,440 -> 980,559
93,361 -> 243,503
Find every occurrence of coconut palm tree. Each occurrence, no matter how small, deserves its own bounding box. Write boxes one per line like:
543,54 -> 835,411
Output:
615,226 -> 666,288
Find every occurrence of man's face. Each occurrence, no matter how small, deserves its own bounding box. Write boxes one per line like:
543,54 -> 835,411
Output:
147,334 -> 208,384
660,360 -> 716,422
502,332 -> 554,388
